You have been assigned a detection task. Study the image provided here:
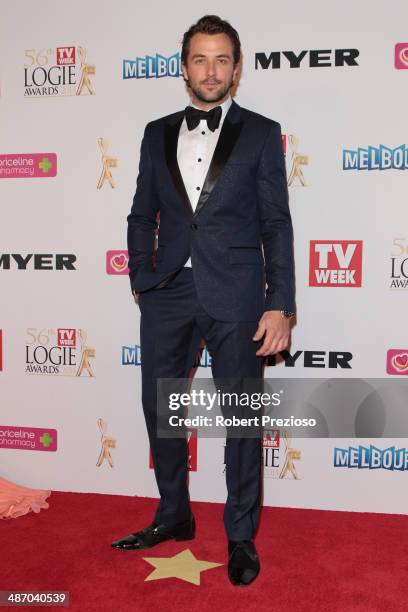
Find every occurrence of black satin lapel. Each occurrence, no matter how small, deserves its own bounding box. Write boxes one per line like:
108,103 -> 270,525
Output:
164,119 -> 193,215
194,118 -> 243,218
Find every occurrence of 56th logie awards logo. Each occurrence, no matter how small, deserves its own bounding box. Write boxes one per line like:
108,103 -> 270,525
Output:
24,46 -> 95,97
262,429 -> 301,479
25,328 -> 95,376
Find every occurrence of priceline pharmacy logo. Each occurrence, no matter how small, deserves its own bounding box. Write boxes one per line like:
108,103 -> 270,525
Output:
0,426 -> 57,451
0,153 -> 57,178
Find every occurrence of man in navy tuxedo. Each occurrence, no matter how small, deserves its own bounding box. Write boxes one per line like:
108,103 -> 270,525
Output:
112,15 -> 296,586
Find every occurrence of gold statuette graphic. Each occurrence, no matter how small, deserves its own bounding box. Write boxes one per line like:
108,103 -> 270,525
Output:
96,418 -> 116,467
76,47 -> 95,95
279,430 -> 301,479
76,329 -> 96,377
287,135 -> 309,187
97,138 -> 118,189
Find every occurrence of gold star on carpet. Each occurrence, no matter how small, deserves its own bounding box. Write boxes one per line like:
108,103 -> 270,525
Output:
143,548 -> 223,585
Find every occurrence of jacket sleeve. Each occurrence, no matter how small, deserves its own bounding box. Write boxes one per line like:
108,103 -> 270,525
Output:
256,121 -> 296,313
126,122 -> 160,290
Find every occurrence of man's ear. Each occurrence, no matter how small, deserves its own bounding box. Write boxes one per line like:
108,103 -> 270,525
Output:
181,62 -> 188,81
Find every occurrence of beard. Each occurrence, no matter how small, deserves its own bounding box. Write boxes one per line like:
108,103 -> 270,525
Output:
186,75 -> 234,104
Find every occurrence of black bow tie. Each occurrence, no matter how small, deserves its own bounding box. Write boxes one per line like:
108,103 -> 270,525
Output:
185,105 -> 222,132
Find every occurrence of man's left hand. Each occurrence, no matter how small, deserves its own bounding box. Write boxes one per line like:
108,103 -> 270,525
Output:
252,310 -> 291,356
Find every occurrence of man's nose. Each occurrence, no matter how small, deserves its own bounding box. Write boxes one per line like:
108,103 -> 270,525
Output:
206,60 -> 216,76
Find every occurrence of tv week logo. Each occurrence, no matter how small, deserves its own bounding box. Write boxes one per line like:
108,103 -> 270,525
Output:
309,240 -> 363,287
57,47 -> 76,65
57,328 -> 76,346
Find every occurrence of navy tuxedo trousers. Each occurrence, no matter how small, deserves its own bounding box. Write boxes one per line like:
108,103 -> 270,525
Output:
138,267 -> 264,541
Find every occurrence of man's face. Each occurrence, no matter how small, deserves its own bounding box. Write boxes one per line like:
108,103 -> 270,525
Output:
182,33 -> 238,107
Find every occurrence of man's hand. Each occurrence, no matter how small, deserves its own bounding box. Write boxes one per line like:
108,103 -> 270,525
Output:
253,310 -> 291,356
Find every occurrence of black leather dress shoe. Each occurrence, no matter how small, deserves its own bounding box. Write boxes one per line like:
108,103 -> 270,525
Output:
228,540 -> 260,586
111,515 -> 195,550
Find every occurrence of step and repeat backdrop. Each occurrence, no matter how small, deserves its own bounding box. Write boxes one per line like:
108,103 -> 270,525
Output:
1,0 -> 407,514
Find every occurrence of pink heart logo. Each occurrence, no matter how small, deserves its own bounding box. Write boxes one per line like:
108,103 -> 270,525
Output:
392,353 -> 408,371
111,253 -> 128,271
400,48 -> 408,67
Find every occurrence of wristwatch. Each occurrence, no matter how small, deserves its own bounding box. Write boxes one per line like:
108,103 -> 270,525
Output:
280,310 -> 295,319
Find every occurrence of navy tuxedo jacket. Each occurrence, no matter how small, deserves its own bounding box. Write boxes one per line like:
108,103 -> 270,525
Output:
127,99 -> 295,322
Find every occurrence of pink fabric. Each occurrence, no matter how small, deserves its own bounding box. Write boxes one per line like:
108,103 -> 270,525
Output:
0,476 -> 51,519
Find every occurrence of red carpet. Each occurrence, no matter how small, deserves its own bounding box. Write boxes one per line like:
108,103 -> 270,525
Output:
1,492 -> 407,611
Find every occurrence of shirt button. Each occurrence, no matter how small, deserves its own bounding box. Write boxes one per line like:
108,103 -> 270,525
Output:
201,131 -> 206,135
197,158 -> 202,162
196,186 -> 200,191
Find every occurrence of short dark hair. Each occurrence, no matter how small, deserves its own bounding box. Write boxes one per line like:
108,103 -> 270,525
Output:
181,15 -> 241,66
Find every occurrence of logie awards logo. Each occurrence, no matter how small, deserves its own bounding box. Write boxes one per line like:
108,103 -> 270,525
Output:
262,429 -> 301,479
25,328 -> 96,377
24,46 -> 95,97
390,237 -> 408,290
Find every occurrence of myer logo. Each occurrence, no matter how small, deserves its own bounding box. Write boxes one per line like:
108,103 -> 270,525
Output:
266,350 -> 352,368
255,48 -> 359,69
309,240 -> 363,287
0,254 -> 76,270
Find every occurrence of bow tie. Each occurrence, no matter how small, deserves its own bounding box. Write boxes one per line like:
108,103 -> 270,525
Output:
185,105 -> 222,132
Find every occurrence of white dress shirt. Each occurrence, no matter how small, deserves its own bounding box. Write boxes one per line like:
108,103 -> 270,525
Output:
177,96 -> 232,267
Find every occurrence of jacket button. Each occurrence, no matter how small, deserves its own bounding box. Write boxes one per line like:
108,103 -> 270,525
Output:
191,223 -> 198,230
